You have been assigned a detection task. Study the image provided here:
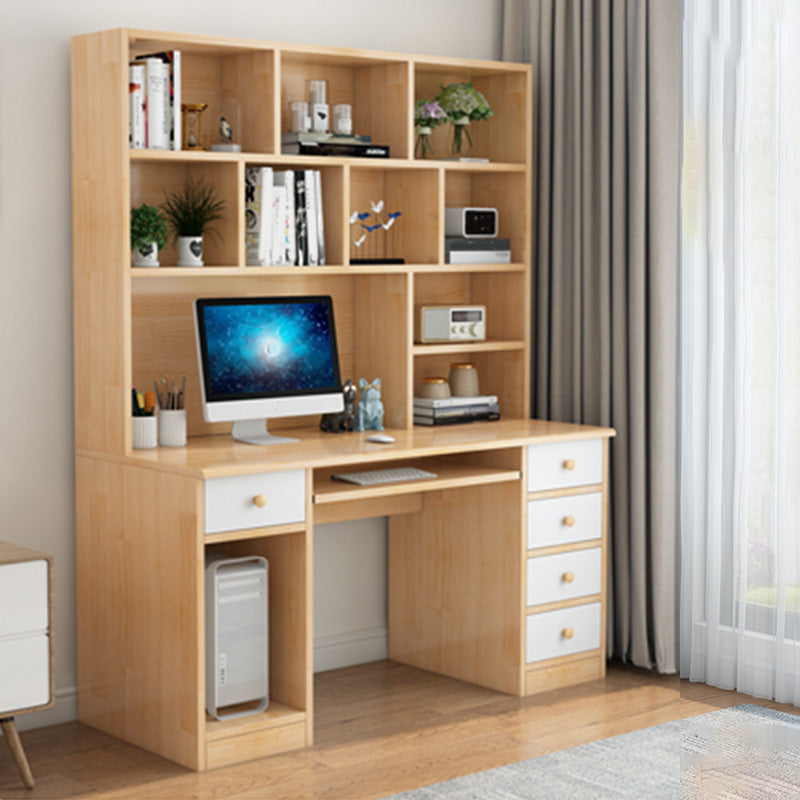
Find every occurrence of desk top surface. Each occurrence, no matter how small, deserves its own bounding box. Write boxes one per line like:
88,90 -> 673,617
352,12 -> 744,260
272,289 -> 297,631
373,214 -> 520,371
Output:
79,418 -> 615,478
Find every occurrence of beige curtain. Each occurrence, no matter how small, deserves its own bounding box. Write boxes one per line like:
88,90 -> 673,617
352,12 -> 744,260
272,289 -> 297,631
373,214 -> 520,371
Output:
502,0 -> 679,672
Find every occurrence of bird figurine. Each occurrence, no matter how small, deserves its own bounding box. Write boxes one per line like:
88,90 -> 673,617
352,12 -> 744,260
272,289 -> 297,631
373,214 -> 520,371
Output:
219,116 -> 233,142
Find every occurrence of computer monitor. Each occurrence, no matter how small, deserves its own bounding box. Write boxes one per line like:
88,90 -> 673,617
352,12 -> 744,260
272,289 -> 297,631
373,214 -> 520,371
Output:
194,295 -> 344,445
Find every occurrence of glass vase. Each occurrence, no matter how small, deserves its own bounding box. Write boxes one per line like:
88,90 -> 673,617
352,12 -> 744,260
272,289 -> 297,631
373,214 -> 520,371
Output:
450,116 -> 472,157
415,126 -> 433,159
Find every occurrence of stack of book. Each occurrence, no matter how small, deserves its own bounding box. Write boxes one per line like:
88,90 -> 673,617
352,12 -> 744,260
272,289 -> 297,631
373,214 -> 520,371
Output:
281,132 -> 389,159
129,50 -> 181,150
413,395 -> 500,426
245,167 -> 325,266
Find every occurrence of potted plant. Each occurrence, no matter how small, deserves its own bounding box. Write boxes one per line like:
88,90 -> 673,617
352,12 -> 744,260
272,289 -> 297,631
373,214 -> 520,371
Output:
161,178 -> 226,267
130,203 -> 169,267
435,82 -> 494,157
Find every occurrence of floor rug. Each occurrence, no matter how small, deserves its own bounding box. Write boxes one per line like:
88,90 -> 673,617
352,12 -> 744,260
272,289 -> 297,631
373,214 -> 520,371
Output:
383,704 -> 800,799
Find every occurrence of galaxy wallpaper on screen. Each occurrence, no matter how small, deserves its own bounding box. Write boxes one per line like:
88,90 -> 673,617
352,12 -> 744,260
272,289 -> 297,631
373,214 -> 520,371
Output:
201,301 -> 339,398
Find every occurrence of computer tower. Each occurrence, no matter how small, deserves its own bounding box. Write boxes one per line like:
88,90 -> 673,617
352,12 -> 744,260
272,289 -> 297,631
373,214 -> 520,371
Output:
205,554 -> 269,720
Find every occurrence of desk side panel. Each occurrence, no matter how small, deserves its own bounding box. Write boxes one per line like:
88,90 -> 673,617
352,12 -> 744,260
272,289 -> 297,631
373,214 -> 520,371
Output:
76,457 -> 205,770
389,479 -> 523,696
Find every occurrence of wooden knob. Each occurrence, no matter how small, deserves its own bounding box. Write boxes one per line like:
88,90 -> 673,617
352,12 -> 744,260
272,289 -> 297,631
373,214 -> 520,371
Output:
561,627 -> 574,640
563,515 -> 576,527
562,571 -> 575,584
563,459 -> 576,471
252,494 -> 267,508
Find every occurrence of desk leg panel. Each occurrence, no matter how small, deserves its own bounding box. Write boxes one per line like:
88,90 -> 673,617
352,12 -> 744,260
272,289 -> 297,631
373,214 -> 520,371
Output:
75,456 -> 205,770
388,482 -> 523,696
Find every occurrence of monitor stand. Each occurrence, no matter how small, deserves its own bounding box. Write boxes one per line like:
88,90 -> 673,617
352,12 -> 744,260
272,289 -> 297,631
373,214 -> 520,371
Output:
232,419 -> 299,446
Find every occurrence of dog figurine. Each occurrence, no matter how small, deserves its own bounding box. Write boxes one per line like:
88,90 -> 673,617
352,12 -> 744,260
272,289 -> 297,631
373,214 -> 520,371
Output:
354,378 -> 384,431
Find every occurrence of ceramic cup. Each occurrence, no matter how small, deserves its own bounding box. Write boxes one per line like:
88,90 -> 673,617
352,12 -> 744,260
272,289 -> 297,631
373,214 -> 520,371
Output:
448,363 -> 480,397
158,409 -> 187,447
132,416 -> 157,449
418,377 -> 451,399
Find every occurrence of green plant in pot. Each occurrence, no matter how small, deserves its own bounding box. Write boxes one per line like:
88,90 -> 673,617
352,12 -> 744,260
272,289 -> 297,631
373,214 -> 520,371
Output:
130,203 -> 169,267
161,178 -> 226,267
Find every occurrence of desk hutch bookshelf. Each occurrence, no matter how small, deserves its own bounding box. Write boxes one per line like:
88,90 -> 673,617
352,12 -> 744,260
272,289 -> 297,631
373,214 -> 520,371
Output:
71,28 -> 614,771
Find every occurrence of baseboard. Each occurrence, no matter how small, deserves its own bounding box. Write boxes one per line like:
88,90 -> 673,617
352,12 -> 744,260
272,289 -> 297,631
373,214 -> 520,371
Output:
314,625 -> 388,673
1,629 -> 387,734
1,686 -> 78,733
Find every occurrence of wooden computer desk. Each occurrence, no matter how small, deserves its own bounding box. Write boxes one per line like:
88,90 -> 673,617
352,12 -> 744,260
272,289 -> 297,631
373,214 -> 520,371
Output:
76,418 -> 613,771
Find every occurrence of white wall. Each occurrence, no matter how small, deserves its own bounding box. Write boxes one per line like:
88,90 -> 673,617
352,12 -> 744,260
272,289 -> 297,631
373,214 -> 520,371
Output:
0,0 -> 502,730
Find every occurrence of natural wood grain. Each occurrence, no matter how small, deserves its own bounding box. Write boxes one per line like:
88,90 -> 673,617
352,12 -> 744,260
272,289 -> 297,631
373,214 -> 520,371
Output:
0,718 -> 34,789
389,481 -> 523,695
75,457 -> 205,770
0,662 -> 680,800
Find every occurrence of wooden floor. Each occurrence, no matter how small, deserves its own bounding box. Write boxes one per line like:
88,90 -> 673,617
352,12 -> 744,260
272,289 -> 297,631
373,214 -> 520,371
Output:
2,658 -> 779,800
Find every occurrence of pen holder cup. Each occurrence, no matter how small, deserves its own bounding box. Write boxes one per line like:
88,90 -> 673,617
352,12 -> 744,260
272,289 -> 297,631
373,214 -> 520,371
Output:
132,416 -> 157,450
158,409 -> 187,447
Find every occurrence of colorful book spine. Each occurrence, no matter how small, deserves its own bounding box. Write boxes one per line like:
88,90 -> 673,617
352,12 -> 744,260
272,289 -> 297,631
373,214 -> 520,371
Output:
137,57 -> 170,150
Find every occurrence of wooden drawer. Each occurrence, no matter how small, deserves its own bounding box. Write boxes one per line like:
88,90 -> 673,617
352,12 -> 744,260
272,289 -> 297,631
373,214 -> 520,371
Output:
0,634 -> 49,712
526,602 -> 601,663
527,439 -> 603,492
205,470 -> 306,534
527,492 -> 602,549
526,548 -> 602,607
0,560 -> 48,637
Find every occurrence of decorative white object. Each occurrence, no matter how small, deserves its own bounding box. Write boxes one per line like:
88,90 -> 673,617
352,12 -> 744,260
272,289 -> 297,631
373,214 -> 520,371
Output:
178,235 -> 203,267
158,409 -> 187,446
132,243 -> 159,268
132,415 -> 157,448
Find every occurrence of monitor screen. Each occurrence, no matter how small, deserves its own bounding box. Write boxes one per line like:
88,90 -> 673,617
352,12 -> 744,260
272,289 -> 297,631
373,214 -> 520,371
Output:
194,296 -> 343,445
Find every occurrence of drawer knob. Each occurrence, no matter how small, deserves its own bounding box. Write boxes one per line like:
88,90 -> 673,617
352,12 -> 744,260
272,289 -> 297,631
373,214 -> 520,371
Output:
563,515 -> 576,527
562,571 -> 575,584
561,627 -> 574,640
252,494 -> 268,508
563,458 -> 576,471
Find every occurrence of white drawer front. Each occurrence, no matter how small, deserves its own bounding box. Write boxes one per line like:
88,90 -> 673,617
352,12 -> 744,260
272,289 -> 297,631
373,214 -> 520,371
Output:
527,439 -> 603,492
0,634 -> 50,712
526,602 -> 601,663
205,470 -> 305,534
527,548 -> 602,607
0,560 -> 48,637
527,492 -> 603,549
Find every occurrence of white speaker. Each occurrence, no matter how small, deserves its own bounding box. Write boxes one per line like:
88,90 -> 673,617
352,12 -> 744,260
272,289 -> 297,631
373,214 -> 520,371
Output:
205,554 -> 269,720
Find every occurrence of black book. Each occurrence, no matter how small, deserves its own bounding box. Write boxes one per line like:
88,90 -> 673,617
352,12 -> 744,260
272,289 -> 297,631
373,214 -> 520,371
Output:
294,170 -> 308,265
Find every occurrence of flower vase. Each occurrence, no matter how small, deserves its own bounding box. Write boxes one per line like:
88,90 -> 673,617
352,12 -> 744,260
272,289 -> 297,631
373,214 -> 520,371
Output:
415,125 -> 433,159
450,116 -> 472,157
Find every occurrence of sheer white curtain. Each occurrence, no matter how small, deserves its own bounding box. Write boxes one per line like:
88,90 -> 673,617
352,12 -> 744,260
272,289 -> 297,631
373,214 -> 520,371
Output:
681,0 -> 800,703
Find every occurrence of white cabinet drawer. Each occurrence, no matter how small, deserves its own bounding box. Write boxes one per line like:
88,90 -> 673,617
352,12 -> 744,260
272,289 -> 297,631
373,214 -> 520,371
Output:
0,634 -> 49,712
526,602 -> 601,663
0,560 -> 48,637
527,492 -> 603,549
527,548 -> 602,607
527,439 -> 603,492
205,470 -> 306,534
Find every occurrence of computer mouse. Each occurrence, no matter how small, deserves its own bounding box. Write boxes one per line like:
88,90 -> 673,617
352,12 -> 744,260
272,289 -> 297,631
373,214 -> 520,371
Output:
366,434 -> 395,444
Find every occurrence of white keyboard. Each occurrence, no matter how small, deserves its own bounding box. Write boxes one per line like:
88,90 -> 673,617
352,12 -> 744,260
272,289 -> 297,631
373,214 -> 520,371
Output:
331,466 -> 438,486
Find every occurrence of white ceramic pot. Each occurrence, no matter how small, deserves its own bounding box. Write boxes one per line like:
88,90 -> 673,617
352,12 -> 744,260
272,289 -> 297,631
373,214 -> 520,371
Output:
132,242 -> 159,268
178,236 -> 204,267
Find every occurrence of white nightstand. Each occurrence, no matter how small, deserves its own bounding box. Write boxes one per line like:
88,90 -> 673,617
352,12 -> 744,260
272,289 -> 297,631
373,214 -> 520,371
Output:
0,541 -> 53,789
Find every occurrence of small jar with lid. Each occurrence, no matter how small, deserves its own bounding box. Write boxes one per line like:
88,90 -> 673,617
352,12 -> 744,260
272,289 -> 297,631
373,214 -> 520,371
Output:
448,363 -> 479,397
418,376 -> 451,399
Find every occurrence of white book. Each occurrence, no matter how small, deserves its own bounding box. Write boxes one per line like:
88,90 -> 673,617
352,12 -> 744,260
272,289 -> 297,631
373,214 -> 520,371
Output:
273,171 -> 296,266
314,170 -> 326,265
139,58 -> 170,149
270,184 -> 287,265
245,166 -> 273,266
304,169 -> 319,266
412,394 -> 499,409
171,51 -> 181,150
128,64 -> 146,149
